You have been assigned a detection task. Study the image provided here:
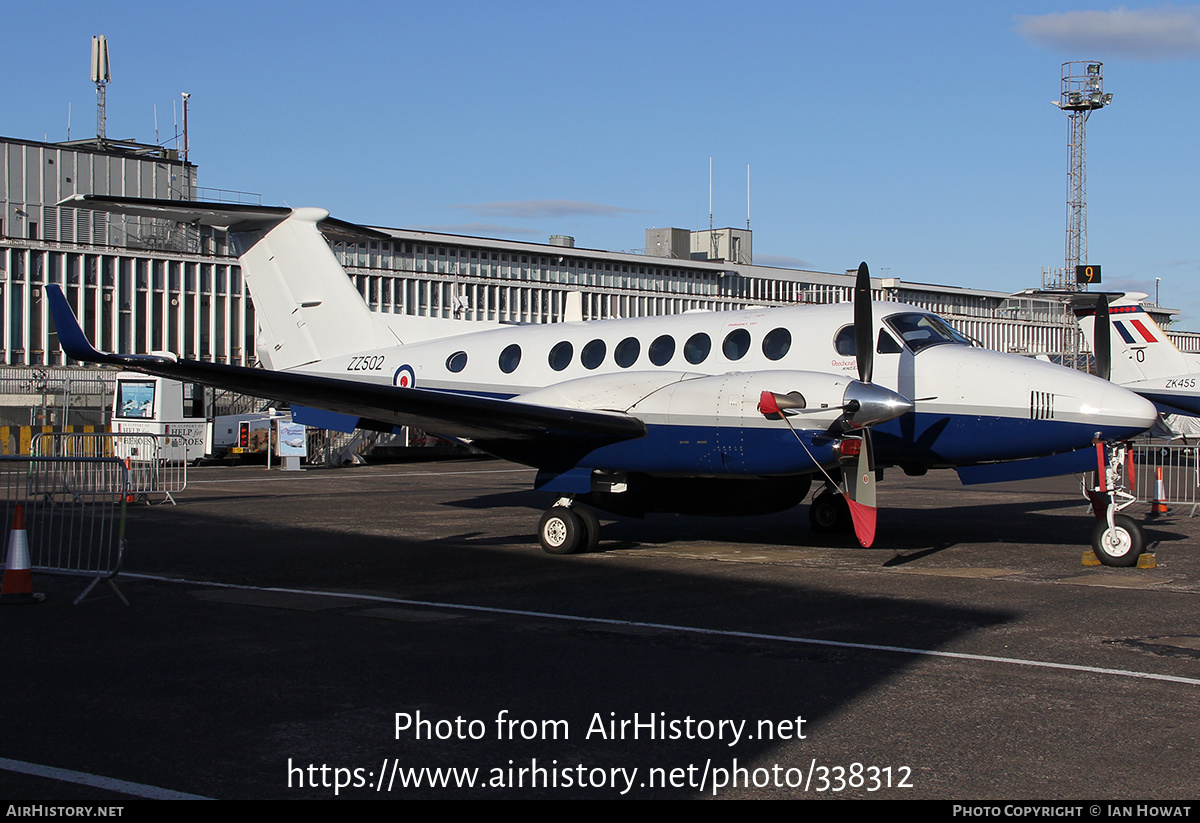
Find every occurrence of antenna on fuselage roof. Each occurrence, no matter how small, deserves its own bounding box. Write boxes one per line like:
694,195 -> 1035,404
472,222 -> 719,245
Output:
562,291 -> 583,323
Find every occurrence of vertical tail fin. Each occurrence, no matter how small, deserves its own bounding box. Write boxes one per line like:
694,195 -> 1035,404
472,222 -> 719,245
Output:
59,196 -> 506,370
232,207 -> 392,370
58,196 -> 399,370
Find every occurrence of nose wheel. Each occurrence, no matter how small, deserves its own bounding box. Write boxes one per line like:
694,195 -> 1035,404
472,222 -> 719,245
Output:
1091,513 -> 1144,567
537,499 -> 601,554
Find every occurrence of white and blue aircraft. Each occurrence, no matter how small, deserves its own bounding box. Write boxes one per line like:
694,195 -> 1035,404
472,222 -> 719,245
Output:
1077,293 -> 1200,417
48,195 -> 1157,558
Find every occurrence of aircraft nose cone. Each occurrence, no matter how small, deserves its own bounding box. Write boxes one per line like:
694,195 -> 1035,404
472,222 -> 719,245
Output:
1093,381 -> 1158,437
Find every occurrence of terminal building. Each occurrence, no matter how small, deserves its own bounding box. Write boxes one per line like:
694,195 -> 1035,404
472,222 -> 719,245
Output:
1,133 -> 1192,428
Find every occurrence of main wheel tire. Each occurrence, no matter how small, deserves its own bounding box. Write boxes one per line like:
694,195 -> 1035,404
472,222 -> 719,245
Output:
809,490 -> 851,533
1091,513 -> 1144,567
574,504 -> 602,553
538,506 -> 585,555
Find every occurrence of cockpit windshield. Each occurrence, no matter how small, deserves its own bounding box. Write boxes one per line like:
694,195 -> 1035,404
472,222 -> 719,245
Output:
884,312 -> 971,352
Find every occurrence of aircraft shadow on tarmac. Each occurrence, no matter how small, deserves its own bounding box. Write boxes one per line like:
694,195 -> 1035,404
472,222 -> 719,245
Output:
440,486 -> 1188,559
20,500 -> 1039,799
27,479 -> 1198,798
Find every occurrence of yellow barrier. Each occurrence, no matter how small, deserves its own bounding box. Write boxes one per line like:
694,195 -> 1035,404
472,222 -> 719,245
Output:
0,425 -> 104,455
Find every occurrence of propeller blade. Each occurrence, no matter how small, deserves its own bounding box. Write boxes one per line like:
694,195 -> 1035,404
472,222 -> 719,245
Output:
846,263 -> 884,546
843,429 -> 877,548
854,261 -> 873,384
1094,293 -> 1111,381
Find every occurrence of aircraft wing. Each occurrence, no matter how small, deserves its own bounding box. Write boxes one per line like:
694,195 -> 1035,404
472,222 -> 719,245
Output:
46,285 -> 645,447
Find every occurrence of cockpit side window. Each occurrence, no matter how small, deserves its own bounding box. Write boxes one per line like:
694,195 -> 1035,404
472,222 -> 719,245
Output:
884,312 -> 970,352
877,330 -> 903,354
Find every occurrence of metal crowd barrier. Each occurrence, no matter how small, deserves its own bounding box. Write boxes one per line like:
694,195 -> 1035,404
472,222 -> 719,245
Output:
0,456 -> 129,604
31,432 -> 188,505
1130,443 -> 1200,517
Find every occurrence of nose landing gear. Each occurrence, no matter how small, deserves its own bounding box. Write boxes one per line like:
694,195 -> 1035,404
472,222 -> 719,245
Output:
1086,442 -> 1145,567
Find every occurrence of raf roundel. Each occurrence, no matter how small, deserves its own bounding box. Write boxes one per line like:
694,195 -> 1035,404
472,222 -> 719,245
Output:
392,364 -> 416,389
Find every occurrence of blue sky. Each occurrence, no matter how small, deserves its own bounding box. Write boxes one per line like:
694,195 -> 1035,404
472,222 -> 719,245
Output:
5,2 -> 1200,321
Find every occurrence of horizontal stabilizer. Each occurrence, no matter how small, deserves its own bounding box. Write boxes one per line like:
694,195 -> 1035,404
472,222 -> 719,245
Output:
57,194 -> 387,241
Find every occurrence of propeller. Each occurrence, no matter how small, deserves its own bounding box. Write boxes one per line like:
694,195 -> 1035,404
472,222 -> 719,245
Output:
759,262 -> 914,548
843,262 -> 880,547
1094,293 -> 1111,381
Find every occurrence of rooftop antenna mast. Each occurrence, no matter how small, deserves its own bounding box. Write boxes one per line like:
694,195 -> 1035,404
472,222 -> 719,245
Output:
181,91 -> 191,163
708,157 -> 720,260
708,156 -> 713,235
746,164 -> 751,231
91,35 -> 110,148
1052,61 -> 1112,289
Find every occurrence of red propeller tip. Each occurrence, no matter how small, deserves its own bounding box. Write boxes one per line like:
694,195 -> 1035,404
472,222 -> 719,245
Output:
845,498 -> 876,548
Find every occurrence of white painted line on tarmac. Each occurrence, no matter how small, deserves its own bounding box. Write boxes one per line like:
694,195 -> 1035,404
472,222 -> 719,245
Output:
0,756 -> 211,799
126,573 -> 1200,688
186,467 -> 535,485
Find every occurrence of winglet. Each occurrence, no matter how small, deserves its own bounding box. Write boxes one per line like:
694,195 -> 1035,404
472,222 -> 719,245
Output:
46,284 -> 175,369
45,285 -> 110,365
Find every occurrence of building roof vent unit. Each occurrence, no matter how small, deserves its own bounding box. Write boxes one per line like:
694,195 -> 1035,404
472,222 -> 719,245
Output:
550,235 -> 575,247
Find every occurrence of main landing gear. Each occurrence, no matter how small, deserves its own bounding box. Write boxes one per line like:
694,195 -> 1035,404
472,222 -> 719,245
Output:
808,486 -> 852,534
537,498 -> 601,555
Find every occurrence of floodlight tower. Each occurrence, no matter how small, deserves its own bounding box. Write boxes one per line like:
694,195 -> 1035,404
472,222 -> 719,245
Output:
1052,61 -> 1112,289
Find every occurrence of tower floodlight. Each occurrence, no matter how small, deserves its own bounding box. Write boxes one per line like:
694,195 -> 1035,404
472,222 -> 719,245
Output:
91,35 -> 111,146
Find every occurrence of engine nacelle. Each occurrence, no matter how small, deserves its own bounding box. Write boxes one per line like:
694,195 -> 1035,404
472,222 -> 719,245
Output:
516,370 -> 867,476
517,369 -> 859,430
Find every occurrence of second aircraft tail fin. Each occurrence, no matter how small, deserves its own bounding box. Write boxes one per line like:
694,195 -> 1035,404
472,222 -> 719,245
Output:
1077,295 -> 1194,385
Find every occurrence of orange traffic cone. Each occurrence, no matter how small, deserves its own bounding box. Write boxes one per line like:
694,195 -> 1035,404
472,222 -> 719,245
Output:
1151,467 -> 1169,517
124,457 -> 136,504
1,505 -> 44,604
